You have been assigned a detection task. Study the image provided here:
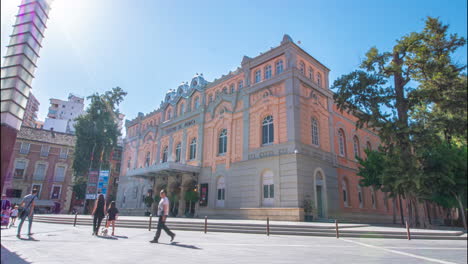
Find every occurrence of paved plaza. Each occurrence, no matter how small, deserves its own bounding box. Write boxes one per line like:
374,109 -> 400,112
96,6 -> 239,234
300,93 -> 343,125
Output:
1,222 -> 467,264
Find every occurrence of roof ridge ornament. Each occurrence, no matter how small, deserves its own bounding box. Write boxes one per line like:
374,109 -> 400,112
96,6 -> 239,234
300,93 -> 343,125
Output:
281,34 -> 293,45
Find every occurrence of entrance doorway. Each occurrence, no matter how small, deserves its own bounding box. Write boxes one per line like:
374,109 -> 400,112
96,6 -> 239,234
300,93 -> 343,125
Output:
314,170 -> 327,219
316,185 -> 323,218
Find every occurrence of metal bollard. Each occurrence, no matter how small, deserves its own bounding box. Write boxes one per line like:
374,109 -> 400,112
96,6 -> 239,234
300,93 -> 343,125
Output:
204,216 -> 208,234
406,220 -> 411,240
73,212 -> 78,227
149,214 -> 153,231
267,217 -> 270,236
335,219 -> 339,238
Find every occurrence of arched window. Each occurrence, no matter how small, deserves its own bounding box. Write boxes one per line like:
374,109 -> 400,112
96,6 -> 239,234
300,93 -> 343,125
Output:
145,152 -> 150,167
230,84 -> 235,93
308,67 -> 314,80
216,177 -> 225,207
299,61 -> 305,74
357,185 -> 363,208
175,143 -> 181,162
238,80 -> 243,89
262,170 -> 274,206
342,179 -> 349,207
162,146 -> 168,163
353,136 -> 360,158
255,70 -> 261,83
317,73 -> 322,87
311,118 -> 319,146
264,65 -> 272,79
189,138 -> 197,160
276,60 -> 283,75
366,141 -> 372,151
262,115 -> 274,145
194,97 -> 199,109
166,109 -> 172,120
222,87 -> 228,94
218,129 -> 227,155
180,103 -> 185,116
338,129 -> 346,156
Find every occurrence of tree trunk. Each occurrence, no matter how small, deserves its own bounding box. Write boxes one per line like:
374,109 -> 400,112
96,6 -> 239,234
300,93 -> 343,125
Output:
425,201 -> 432,225
454,194 -> 467,230
398,195 -> 405,225
392,197 -> 397,224
407,198 -> 413,227
413,197 -> 420,227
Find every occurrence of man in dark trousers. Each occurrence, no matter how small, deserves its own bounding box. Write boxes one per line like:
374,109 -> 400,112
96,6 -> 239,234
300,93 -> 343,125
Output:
17,189 -> 38,238
150,189 -> 175,243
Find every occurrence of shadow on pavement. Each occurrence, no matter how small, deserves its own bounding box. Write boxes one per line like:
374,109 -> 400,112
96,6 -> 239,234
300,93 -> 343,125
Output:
1,245 -> 31,264
113,235 -> 128,239
96,235 -> 118,240
169,242 -> 202,250
18,236 -> 39,242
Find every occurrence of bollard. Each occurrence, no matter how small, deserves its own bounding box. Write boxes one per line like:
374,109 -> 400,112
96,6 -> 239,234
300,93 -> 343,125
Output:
204,216 -> 208,234
149,214 -> 152,231
335,219 -> 339,239
73,212 -> 78,227
267,217 -> 270,236
406,220 -> 411,240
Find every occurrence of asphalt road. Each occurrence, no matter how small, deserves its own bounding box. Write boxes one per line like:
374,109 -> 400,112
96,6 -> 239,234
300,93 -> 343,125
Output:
1,222 -> 467,264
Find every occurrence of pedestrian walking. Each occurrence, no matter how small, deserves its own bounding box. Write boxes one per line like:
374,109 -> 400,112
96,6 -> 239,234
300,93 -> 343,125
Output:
16,189 -> 38,238
91,194 -> 106,236
105,201 -> 119,236
149,189 -> 175,243
10,205 -> 19,227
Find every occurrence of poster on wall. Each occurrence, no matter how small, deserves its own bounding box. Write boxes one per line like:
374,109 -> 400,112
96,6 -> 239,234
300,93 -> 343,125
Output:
85,171 -> 99,200
199,183 -> 208,206
97,170 -> 110,195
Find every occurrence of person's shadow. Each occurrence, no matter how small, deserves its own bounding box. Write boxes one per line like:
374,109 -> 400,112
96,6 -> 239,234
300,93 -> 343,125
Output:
164,242 -> 201,250
96,235 -> 117,240
113,235 -> 128,239
18,236 -> 39,241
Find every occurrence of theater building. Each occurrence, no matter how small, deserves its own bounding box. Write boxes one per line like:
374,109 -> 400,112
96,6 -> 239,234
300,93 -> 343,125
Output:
116,35 -> 397,222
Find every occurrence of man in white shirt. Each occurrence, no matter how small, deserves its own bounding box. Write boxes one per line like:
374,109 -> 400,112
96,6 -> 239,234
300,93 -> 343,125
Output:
150,189 -> 175,243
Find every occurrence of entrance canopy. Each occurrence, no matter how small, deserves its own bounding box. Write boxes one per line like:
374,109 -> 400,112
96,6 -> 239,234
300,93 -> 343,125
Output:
127,162 -> 201,178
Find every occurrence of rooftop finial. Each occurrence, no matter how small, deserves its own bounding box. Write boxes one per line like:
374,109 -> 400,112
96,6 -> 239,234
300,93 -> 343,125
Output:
281,34 -> 293,45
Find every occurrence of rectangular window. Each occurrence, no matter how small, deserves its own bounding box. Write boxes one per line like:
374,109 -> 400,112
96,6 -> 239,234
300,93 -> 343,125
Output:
40,145 -> 50,157
14,160 -> 27,178
269,184 -> 274,198
54,166 -> 66,182
263,185 -> 268,198
50,185 -> 61,199
32,184 -> 42,198
6,189 -> 22,198
59,148 -> 68,159
238,80 -> 243,89
255,70 -> 261,83
20,142 -> 30,154
33,164 -> 46,181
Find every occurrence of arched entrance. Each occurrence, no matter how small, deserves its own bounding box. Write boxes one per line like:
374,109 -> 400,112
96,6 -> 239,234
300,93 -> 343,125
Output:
314,170 -> 327,218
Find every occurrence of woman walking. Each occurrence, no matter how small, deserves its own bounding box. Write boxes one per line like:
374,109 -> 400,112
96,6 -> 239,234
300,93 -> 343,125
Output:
106,201 -> 119,236
92,194 -> 106,236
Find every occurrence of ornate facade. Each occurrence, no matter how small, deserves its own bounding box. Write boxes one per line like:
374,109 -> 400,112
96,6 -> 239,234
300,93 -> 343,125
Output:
116,35 -> 396,222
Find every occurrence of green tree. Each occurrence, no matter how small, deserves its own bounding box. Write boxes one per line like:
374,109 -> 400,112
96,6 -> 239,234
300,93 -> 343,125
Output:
72,87 -> 127,199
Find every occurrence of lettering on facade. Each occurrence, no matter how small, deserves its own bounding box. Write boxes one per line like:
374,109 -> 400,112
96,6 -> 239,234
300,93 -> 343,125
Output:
165,119 -> 196,135
248,148 -> 290,160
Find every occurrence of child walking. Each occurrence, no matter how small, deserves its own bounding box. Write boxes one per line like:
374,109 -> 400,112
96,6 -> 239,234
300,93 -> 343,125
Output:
10,205 -> 18,227
106,201 -> 119,236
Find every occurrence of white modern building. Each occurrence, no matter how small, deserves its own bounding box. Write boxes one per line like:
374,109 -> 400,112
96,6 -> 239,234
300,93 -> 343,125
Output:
44,93 -> 84,134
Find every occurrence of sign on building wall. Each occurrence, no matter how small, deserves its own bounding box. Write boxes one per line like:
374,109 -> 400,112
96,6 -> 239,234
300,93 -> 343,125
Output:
199,183 -> 208,206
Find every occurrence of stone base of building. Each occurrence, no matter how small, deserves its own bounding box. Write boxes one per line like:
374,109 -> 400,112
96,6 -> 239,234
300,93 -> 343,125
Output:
197,207 -> 303,221
119,208 -> 148,216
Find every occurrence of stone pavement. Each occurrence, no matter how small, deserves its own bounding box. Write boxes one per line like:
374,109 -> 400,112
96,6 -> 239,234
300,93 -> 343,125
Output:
1,222 -> 467,264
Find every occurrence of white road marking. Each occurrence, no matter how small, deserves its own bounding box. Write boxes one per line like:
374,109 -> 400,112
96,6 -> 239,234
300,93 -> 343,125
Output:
341,238 -> 459,264
386,247 -> 466,250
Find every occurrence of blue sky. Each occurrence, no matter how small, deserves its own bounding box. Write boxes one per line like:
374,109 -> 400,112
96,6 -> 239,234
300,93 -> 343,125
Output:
1,0 -> 467,130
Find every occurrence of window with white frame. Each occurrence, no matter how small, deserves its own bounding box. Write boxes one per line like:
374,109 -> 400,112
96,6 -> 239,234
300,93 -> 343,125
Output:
33,163 -> 46,181
54,165 -> 66,182
262,115 -> 274,145
357,185 -> 363,208
264,65 -> 272,79
50,185 -> 61,199
262,170 -> 274,206
312,118 -> 319,146
194,97 -> 200,109
216,177 -> 225,207
32,184 -> 42,198
14,160 -> 27,178
59,148 -> 68,159
353,136 -> 360,158
218,129 -> 227,155
238,80 -> 243,89
342,179 -> 349,207
276,60 -> 283,75
189,138 -> 197,160
255,70 -> 261,83
40,145 -> 50,157
299,61 -> 305,74
20,142 -> 30,154
338,129 -> 346,156
162,146 -> 168,163
175,143 -> 181,162
317,73 -> 322,87
308,67 -> 314,80
230,84 -> 235,93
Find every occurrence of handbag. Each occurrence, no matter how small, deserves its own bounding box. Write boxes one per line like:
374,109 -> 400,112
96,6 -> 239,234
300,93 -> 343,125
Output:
19,196 -> 36,219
